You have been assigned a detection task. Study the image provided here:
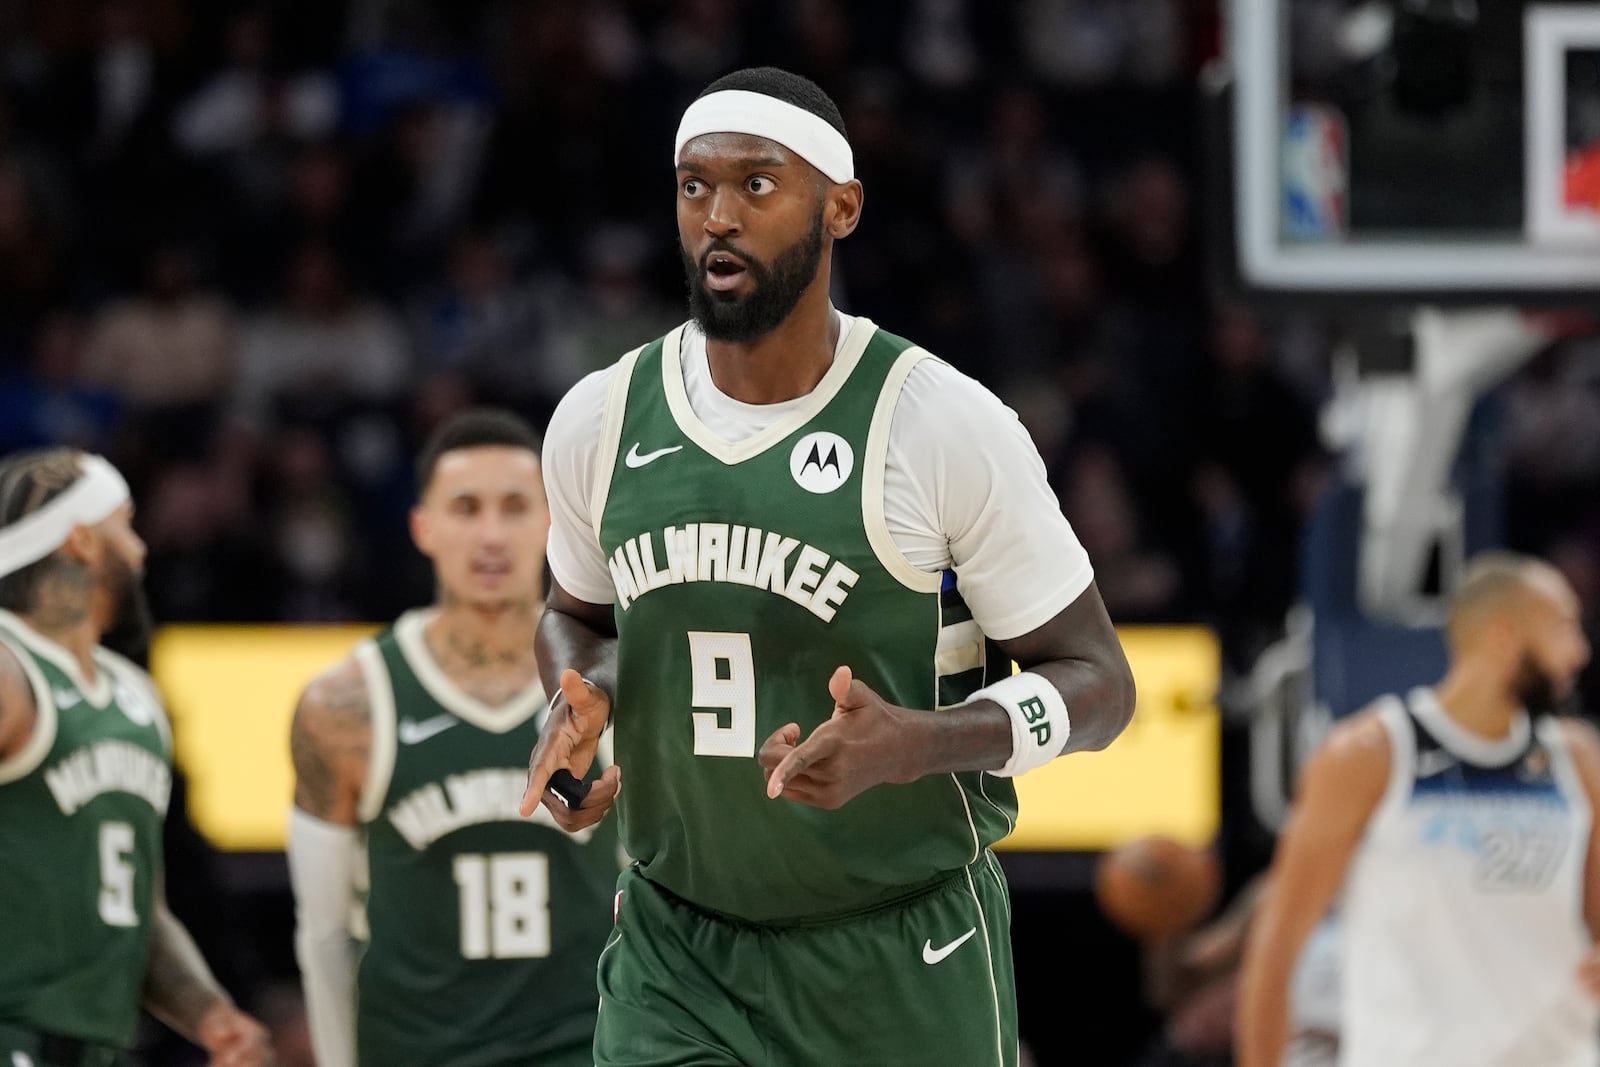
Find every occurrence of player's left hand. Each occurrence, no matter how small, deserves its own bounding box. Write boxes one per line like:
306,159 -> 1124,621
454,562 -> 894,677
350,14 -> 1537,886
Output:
196,1001 -> 274,1067
520,669 -> 613,819
760,665 -> 920,809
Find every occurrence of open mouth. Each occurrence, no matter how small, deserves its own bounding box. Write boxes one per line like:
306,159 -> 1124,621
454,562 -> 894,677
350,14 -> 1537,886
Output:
472,559 -> 511,578
704,252 -> 748,292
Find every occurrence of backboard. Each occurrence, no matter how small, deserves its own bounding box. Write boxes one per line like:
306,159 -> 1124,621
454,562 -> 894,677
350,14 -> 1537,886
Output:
1220,0 -> 1600,303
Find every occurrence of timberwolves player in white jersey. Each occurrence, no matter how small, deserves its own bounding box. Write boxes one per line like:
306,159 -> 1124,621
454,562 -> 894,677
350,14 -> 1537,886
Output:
1238,552 -> 1600,1067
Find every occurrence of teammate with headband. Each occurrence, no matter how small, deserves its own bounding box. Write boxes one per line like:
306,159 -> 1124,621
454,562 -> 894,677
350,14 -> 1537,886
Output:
525,67 -> 1136,1065
0,449 -> 272,1067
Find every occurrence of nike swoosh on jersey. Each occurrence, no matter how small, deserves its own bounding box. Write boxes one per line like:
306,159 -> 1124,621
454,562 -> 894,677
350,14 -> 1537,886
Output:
922,927 -> 977,965
624,443 -> 684,468
398,715 -> 460,745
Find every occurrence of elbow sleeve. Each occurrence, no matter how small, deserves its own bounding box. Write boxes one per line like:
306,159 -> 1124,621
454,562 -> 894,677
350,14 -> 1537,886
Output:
287,807 -> 362,1067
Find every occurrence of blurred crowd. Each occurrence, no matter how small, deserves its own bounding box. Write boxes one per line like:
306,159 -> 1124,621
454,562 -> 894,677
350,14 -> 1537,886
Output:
0,0 -> 1349,672
2,1 -> 1595,663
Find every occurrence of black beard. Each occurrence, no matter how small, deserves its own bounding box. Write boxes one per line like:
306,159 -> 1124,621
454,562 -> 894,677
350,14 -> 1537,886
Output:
100,554 -> 154,665
682,215 -> 825,343
1512,656 -> 1575,719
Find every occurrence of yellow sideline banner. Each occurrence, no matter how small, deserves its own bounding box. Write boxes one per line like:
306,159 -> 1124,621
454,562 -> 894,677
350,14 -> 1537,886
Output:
151,625 -> 379,852
150,624 -> 1220,853
999,626 -> 1221,851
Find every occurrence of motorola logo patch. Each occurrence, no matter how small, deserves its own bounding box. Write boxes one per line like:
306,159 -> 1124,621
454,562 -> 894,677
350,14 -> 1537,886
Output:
789,432 -> 853,494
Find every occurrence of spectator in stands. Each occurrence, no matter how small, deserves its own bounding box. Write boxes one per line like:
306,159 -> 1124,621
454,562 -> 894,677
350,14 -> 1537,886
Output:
234,239 -> 411,429
0,310 -> 121,453
82,241 -> 237,412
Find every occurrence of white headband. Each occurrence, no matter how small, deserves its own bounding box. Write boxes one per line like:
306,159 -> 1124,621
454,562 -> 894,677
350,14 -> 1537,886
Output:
0,455 -> 130,579
675,89 -> 854,183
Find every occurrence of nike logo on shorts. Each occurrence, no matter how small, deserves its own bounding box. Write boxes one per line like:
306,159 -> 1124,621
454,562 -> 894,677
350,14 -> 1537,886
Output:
398,714 -> 459,745
624,443 -> 683,468
922,927 -> 977,965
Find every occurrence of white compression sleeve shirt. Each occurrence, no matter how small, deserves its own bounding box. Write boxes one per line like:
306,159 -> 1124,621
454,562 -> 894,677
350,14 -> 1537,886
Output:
544,315 -> 1092,641
287,807 -> 361,1067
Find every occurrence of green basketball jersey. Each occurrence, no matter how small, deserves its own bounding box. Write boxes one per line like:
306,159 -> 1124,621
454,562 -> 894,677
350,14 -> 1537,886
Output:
355,610 -> 620,1066
596,320 -> 1017,924
0,610 -> 171,1048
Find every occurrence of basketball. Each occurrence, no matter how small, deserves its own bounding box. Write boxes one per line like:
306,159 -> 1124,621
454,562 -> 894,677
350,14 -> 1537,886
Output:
1093,835 -> 1223,941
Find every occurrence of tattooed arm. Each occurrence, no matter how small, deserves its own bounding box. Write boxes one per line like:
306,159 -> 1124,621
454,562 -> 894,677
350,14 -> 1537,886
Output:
287,656 -> 372,1067
143,881 -> 272,1065
290,657 -> 371,824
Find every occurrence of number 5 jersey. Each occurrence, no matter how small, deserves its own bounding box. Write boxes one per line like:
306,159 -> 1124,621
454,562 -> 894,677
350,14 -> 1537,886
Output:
0,610 -> 171,1049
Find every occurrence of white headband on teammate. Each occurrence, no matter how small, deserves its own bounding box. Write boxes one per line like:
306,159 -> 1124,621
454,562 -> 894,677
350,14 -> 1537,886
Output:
0,455 -> 129,579
675,89 -> 854,183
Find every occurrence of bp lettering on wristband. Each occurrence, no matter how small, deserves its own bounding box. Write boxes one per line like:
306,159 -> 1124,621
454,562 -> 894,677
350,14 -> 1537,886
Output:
1019,695 -> 1053,748
971,672 -> 1071,778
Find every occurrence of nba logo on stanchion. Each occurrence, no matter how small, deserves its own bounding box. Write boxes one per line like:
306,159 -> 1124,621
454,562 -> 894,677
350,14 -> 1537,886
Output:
1282,104 -> 1348,240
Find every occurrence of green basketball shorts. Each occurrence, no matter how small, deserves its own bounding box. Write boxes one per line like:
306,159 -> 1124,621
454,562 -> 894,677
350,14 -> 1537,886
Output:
0,1024 -> 122,1067
594,852 -> 1018,1067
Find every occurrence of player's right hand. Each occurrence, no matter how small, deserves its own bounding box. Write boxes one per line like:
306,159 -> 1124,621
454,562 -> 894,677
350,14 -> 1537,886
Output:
520,669 -> 616,822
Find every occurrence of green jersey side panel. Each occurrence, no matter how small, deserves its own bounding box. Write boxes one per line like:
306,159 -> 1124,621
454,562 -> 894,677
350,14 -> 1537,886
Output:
356,613 -> 619,1065
597,324 -> 1017,923
0,613 -> 170,1049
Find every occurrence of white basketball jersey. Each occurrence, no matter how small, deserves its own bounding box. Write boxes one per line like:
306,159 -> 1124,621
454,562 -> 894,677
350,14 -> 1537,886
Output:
1340,689 -> 1598,1067
1286,915 -> 1342,1067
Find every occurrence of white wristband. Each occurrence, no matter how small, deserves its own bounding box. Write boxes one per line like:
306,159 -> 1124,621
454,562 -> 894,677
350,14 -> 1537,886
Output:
970,672 -> 1071,777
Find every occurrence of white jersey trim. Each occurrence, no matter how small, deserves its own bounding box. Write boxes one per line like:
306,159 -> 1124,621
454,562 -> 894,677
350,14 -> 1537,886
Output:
589,342 -> 647,535
392,610 -> 544,733
1408,686 -> 1530,767
662,316 -> 877,465
935,619 -> 985,677
355,640 -> 397,824
962,864 -> 1009,1067
1368,695 -> 1417,834
864,344 -> 941,594
0,608 -> 113,707
542,312 -> 1093,641
975,772 -> 1015,839
98,647 -> 173,755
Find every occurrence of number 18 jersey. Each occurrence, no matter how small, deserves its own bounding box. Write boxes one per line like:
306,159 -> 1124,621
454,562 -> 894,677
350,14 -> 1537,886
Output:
355,611 -> 620,1065
596,320 -> 1016,924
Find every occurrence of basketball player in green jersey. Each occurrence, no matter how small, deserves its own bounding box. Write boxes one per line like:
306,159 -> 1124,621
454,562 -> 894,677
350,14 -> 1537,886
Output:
521,67 -> 1137,1066
0,449 -> 271,1067
288,409 -> 620,1067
